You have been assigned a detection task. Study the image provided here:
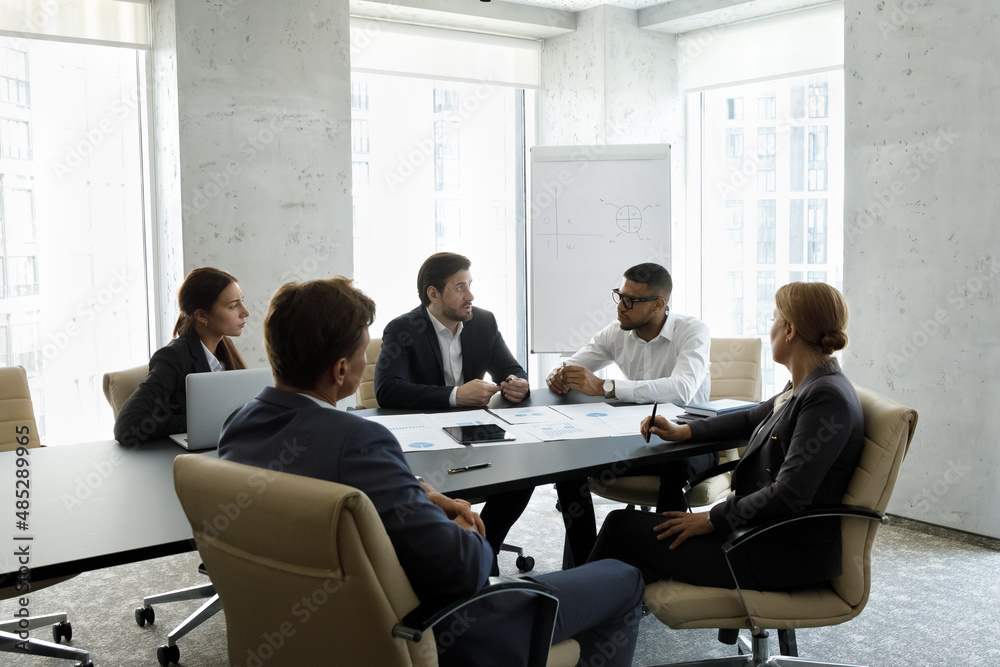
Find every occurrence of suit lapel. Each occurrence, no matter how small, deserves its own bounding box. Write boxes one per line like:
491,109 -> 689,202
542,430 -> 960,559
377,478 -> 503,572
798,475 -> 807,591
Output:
416,307 -> 446,384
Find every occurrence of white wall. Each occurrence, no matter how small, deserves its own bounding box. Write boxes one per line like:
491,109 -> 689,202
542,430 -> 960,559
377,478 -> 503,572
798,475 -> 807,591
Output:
844,1 -> 1000,537
151,0 -> 355,365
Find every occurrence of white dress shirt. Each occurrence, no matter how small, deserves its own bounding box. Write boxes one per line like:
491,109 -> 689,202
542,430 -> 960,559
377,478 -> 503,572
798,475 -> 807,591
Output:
200,340 -> 225,372
562,312 -> 711,405
427,307 -> 463,407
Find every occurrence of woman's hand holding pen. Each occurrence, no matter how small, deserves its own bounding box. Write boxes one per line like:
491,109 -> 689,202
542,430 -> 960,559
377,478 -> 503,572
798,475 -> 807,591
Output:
640,415 -> 692,443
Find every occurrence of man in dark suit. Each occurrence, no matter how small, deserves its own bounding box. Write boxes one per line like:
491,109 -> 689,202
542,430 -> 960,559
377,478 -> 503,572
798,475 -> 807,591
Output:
375,252 -> 534,564
220,277 -> 643,667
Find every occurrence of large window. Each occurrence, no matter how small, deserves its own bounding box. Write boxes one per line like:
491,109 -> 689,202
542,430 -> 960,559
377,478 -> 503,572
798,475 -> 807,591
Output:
351,73 -> 533,363
0,36 -> 150,444
693,71 -> 844,395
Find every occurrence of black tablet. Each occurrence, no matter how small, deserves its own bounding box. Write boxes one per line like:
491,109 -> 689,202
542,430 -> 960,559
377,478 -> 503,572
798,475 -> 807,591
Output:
442,424 -> 516,445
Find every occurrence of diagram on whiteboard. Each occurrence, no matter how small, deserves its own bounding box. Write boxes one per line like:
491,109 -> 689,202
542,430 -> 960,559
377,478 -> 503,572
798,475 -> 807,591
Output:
601,200 -> 662,240
534,195 -> 602,258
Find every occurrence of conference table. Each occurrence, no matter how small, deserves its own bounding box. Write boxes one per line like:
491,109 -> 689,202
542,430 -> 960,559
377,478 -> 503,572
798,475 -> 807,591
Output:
1,390 -> 744,586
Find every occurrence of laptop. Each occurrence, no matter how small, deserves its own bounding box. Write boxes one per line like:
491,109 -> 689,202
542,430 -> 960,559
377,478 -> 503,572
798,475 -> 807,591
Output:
169,367 -> 274,450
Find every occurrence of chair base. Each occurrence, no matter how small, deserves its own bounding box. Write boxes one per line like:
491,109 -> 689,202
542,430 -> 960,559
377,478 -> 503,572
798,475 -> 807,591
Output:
650,632 -> 865,667
1,613 -> 92,665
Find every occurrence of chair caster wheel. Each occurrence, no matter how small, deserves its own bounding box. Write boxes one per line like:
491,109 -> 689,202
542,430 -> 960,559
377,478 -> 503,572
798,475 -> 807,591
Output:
157,643 -> 180,666
515,555 -> 535,572
135,605 -> 155,627
52,620 -> 72,643
75,662 -> 94,667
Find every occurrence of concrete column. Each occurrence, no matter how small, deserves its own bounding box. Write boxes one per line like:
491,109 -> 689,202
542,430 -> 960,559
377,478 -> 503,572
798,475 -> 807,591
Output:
844,1 -> 1000,536
151,0 -> 353,363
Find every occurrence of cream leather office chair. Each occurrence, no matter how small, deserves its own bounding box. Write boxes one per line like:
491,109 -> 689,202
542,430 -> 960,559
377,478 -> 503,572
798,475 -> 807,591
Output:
173,454 -> 580,667
642,385 -> 918,666
101,364 -> 149,418
0,366 -> 94,666
100,364 -> 222,666
589,337 -> 763,509
355,337 -> 382,409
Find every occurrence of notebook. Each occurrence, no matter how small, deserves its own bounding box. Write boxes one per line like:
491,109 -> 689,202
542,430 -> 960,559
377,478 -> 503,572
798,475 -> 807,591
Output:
169,367 -> 274,450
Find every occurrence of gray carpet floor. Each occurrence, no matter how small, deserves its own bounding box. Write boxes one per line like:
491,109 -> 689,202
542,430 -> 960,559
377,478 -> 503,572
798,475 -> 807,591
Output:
5,487 -> 1000,666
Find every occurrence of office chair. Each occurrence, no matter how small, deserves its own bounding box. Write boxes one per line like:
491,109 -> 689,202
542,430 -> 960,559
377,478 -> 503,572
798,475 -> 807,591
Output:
588,337 -> 763,510
172,454 -> 580,666
642,385 -> 918,666
0,365 -> 94,667
101,364 -> 220,666
354,337 -> 535,572
354,336 -> 383,409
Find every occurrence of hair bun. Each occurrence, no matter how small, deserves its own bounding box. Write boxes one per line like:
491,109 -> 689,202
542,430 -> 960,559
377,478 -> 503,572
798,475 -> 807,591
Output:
819,330 -> 848,355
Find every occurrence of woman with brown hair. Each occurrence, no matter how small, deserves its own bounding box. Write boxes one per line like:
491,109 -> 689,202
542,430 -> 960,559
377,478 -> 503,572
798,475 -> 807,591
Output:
114,267 -> 249,446
589,281 -> 865,591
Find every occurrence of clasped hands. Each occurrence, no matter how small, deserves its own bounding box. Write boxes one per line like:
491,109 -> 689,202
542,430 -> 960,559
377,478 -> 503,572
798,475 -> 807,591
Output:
546,365 -> 605,396
456,375 -> 528,406
424,486 -> 486,537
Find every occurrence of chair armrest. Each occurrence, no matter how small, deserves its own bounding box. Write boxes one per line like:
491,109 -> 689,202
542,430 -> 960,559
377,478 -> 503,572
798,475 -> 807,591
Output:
393,576 -> 557,643
682,458 -> 741,495
722,504 -> 886,554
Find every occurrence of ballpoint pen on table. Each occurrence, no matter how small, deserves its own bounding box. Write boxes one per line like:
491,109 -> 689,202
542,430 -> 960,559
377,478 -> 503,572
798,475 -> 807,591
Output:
448,463 -> 493,474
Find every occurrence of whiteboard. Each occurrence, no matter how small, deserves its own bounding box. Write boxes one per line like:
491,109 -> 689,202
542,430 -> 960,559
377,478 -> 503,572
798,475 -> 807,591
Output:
530,144 -> 671,353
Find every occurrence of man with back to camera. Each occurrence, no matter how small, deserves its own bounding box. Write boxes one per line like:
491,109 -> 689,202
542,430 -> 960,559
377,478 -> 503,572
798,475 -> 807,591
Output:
219,277 -> 644,667
375,252 -> 534,569
546,262 -> 714,567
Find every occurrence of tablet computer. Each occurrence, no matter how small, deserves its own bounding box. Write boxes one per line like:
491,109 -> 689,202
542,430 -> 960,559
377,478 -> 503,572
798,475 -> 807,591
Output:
442,424 -> 516,445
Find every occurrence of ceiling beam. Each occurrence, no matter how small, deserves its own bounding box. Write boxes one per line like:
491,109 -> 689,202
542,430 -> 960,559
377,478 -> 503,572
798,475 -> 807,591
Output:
350,0 -> 576,40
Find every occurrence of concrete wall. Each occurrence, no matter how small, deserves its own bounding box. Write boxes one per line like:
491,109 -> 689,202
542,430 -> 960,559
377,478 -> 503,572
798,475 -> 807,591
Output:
844,1 -> 1000,536
151,0 -> 354,365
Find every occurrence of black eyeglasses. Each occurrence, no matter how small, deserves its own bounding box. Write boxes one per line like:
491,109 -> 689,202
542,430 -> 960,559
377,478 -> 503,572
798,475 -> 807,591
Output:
611,288 -> 661,310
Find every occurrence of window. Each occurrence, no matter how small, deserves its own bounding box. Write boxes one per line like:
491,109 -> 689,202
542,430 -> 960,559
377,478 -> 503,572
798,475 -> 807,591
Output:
757,93 -> 775,120
789,199 -> 804,264
757,200 -> 776,264
725,128 -> 743,169
757,127 -> 776,192
0,47 -> 29,107
807,199 -> 828,264
434,120 -> 460,191
351,72 -> 532,366
0,36 -> 151,444
352,118 -> 369,153
0,117 -> 30,159
724,200 -> 744,263
726,97 -> 743,120
433,87 -> 459,112
351,80 -> 368,111
808,125 -> 828,191
352,160 -> 370,188
808,77 -> 829,118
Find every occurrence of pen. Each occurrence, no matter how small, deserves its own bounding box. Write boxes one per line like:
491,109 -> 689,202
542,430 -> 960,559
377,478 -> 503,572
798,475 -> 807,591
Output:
448,462 -> 493,474
644,402 -> 658,443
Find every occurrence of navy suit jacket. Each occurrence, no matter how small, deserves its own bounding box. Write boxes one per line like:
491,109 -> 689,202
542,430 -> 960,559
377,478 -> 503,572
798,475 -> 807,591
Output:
374,306 -> 527,410
114,332 -> 209,445
689,358 -> 864,585
218,387 -> 492,606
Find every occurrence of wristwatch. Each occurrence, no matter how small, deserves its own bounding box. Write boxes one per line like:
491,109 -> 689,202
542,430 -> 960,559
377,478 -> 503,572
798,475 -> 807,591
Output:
603,379 -> 614,399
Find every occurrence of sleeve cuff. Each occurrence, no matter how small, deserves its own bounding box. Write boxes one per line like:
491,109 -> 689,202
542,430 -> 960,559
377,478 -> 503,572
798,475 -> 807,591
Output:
449,387 -> 458,407
614,380 -> 635,403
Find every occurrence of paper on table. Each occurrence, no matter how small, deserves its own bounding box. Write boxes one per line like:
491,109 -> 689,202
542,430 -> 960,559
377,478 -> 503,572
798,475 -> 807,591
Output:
364,413 -> 466,451
596,403 -> 685,436
519,419 -> 614,442
471,423 -> 542,446
490,405 -> 566,424
548,402 -> 616,420
422,410 -> 505,427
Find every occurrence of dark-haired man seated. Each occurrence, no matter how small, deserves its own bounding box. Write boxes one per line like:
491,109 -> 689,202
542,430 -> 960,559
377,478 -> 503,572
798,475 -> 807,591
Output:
220,277 -> 643,667
375,252 -> 534,569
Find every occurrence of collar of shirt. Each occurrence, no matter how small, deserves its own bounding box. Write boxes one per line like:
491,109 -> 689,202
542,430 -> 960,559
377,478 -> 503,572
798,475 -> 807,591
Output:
627,311 -> 674,345
200,340 -> 225,372
297,392 -> 337,410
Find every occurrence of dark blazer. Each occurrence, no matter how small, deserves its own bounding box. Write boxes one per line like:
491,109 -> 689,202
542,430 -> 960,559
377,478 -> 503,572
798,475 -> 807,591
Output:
113,332 -> 209,446
219,386 -> 492,606
374,306 -> 528,410
689,358 -> 864,586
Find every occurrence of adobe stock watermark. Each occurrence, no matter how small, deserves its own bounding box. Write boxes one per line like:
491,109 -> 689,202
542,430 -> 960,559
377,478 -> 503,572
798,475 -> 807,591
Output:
847,127 -> 960,243
909,459 -> 970,514
877,0 -> 924,39
886,259 -> 998,370
42,269 -> 132,369
383,81 -> 498,192
51,88 -> 142,181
